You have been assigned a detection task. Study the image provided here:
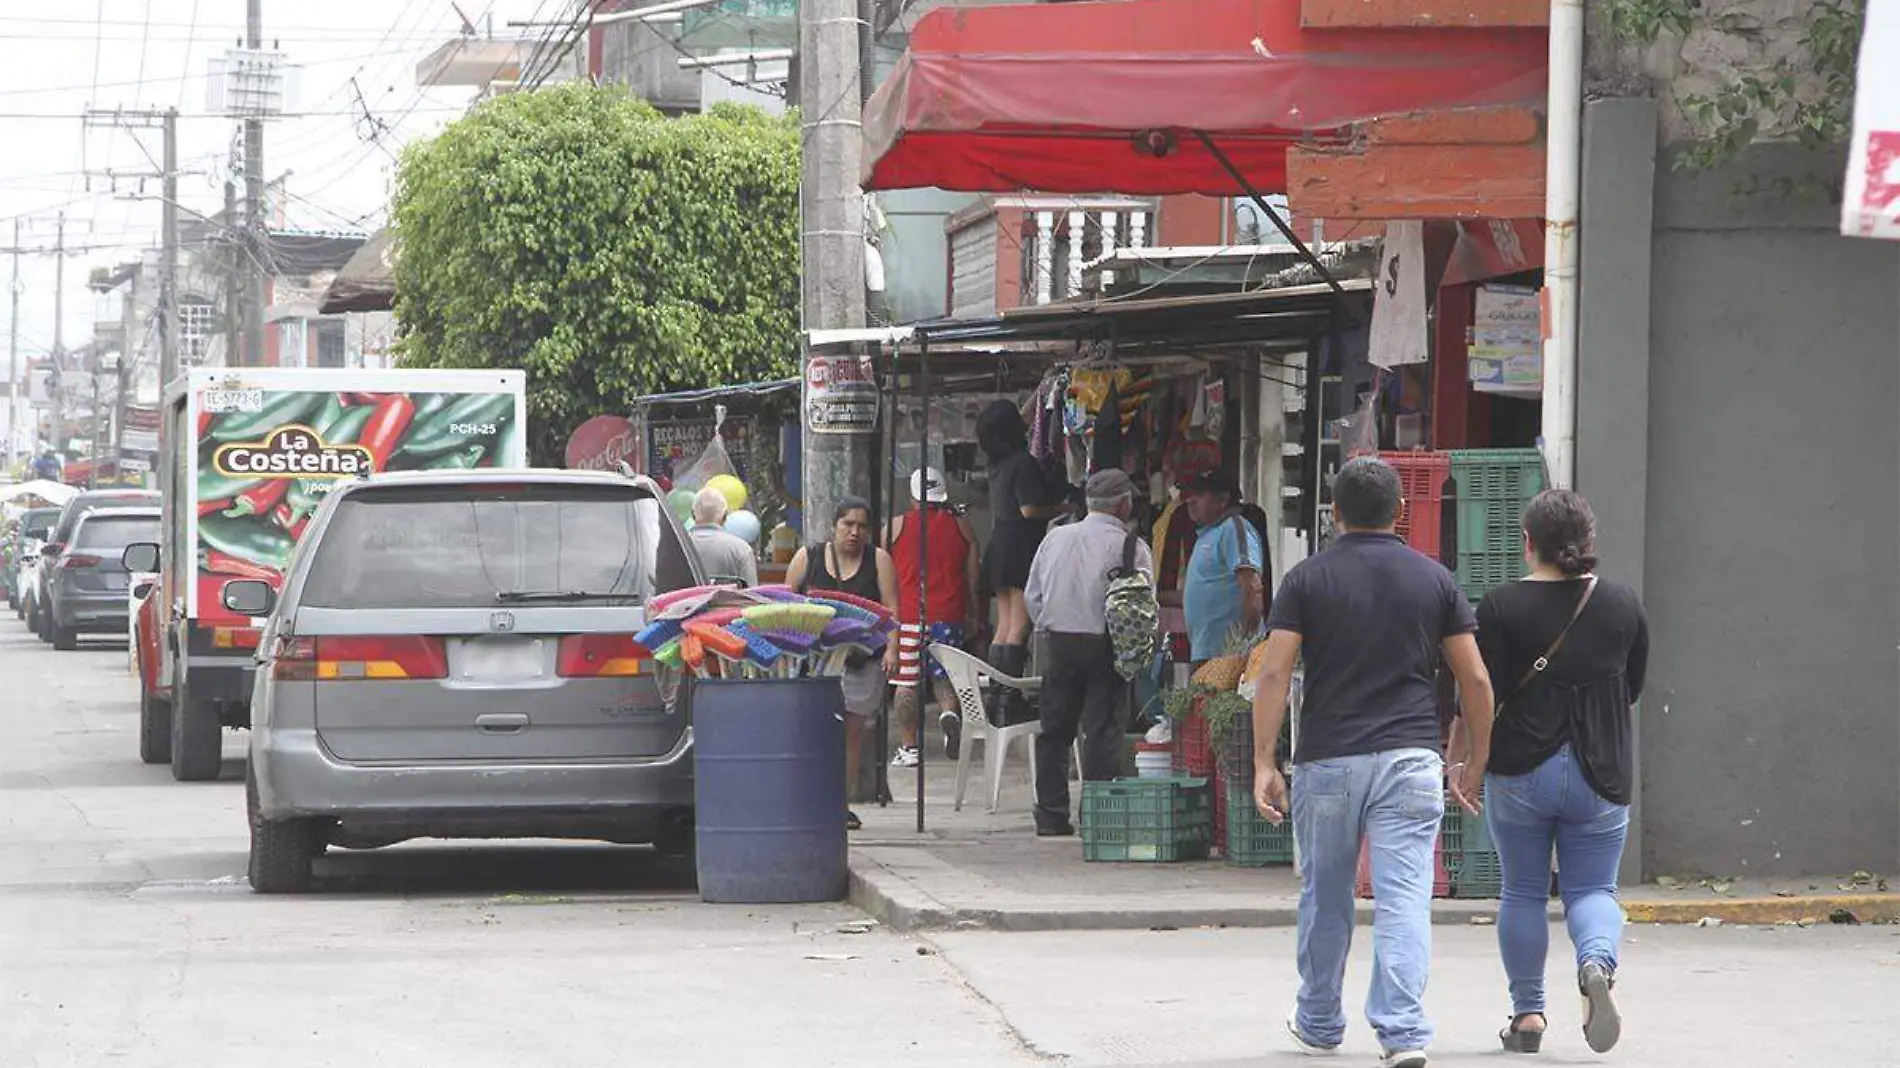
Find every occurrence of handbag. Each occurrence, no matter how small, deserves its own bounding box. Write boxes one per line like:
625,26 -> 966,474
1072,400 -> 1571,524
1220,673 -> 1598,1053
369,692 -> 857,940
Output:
1500,575 -> 1599,710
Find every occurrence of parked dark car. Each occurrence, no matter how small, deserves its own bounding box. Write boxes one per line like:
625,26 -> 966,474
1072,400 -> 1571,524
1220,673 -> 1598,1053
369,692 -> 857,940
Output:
35,489 -> 160,644
45,506 -> 160,650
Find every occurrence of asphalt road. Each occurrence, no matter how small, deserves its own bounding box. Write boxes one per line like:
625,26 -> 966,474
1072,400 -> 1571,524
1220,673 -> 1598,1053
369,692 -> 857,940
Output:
1,616 -> 1892,1067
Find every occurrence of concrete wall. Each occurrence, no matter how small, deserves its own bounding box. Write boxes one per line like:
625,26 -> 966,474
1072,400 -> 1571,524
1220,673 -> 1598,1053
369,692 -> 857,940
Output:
1580,97 -> 1900,877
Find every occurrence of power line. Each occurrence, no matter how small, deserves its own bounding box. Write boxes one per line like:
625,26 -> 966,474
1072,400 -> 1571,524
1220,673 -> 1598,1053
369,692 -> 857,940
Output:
0,107 -> 467,120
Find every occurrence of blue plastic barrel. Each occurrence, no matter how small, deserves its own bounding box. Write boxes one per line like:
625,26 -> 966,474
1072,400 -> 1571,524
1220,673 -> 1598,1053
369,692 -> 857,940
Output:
692,678 -> 848,904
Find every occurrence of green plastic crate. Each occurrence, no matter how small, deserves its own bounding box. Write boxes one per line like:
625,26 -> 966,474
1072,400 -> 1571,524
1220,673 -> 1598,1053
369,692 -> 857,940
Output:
1081,777 -> 1212,863
1450,449 -> 1546,555
1224,782 -> 1295,867
1441,793 -> 1502,898
1456,550 -> 1530,602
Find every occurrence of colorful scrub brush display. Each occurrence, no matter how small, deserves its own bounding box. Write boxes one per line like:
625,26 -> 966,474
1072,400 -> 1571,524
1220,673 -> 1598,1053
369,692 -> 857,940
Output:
635,585 -> 897,680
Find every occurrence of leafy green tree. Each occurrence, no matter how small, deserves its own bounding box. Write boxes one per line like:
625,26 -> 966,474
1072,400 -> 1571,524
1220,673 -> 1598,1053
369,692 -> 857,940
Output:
391,84 -> 801,462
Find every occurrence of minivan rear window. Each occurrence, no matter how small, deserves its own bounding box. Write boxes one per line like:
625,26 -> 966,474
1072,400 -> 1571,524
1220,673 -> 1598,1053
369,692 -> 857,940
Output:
75,516 -> 160,550
299,485 -> 656,609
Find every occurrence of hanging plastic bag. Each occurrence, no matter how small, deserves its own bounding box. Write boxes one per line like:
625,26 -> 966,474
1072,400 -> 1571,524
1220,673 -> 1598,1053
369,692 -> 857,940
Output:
1338,381 -> 1381,458
664,406 -> 739,520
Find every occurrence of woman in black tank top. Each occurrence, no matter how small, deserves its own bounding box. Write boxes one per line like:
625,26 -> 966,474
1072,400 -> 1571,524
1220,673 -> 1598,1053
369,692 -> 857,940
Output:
786,496 -> 898,830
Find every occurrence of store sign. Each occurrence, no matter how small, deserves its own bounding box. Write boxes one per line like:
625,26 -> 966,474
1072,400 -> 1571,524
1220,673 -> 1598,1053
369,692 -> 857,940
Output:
804,353 -> 878,435
122,405 -> 160,454
1468,285 -> 1542,396
1845,0 -> 1900,238
647,418 -> 752,485
1367,221 -> 1427,368
565,414 -> 640,472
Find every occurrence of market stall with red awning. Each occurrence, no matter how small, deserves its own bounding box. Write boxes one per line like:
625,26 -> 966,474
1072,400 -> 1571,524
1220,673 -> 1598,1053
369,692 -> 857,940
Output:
863,0 -> 1547,195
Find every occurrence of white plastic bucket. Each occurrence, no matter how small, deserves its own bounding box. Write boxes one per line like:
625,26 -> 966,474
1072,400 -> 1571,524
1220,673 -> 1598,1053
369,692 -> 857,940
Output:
1134,748 -> 1173,779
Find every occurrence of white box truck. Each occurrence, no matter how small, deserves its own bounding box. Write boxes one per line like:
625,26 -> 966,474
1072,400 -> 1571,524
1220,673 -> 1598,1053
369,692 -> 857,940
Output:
132,368 -> 529,781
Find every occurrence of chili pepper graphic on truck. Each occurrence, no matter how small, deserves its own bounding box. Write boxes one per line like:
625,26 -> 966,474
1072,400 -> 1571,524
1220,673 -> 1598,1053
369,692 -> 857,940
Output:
180,371 -> 529,621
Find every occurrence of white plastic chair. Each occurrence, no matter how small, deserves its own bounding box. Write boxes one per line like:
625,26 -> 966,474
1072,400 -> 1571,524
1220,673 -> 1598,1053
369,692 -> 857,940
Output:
931,643 -> 1049,813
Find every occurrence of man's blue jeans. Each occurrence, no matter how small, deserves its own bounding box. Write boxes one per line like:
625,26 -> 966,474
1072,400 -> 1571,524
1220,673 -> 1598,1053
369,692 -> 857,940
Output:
1485,743 -> 1629,1016
1291,748 -> 1444,1054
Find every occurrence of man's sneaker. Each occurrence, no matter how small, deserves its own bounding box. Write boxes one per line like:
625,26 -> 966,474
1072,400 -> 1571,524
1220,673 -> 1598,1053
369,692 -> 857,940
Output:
1285,1014 -> 1339,1057
890,746 -> 920,768
1579,959 -> 1622,1053
1379,1051 -> 1428,1068
940,709 -> 961,760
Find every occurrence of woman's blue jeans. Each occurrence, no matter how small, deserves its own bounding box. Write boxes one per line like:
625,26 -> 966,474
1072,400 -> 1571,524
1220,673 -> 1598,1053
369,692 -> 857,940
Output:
1485,744 -> 1629,1016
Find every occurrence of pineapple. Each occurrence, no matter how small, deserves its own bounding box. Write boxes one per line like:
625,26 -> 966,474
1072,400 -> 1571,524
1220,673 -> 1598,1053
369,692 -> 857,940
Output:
1191,655 -> 1245,691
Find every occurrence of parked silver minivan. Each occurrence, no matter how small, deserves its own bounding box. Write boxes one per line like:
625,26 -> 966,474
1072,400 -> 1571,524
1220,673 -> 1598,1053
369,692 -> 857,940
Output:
224,469 -> 704,893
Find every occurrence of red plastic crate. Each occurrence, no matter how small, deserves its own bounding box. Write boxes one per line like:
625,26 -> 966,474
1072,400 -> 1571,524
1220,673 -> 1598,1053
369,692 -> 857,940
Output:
1354,835 -> 1452,900
1173,710 -> 1216,777
1380,450 -> 1452,565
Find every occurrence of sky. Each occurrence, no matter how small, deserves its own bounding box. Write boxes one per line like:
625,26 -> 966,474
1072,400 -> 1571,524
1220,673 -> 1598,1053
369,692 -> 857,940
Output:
0,0 -> 561,376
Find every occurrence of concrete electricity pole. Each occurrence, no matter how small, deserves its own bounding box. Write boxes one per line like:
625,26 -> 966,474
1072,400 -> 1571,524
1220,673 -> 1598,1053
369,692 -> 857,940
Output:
160,108 -> 179,390
797,0 -> 869,538
243,0 -> 267,368
7,220 -> 19,468
49,212 -> 65,466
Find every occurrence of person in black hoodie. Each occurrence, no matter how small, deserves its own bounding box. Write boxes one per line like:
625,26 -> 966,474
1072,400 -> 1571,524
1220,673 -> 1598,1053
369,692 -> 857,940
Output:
975,400 -> 1061,713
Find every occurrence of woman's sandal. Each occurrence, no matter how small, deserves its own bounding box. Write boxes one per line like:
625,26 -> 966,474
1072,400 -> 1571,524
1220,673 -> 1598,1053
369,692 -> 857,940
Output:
1499,1013 -> 1545,1054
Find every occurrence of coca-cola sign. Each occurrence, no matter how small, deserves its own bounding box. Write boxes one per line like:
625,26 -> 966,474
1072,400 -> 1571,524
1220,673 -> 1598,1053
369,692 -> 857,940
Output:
565,414 -> 639,472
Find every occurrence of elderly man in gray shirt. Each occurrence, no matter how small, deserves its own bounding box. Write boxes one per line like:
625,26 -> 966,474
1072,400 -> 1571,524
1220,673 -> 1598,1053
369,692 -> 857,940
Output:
1023,468 -> 1154,836
688,486 -> 759,587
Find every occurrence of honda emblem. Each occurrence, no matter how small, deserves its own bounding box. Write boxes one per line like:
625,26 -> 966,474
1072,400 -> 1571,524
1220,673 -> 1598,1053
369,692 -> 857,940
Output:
491,611 -> 516,634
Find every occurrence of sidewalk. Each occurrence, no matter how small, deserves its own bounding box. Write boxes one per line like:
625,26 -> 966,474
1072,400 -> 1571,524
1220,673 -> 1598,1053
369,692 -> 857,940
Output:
846,750 -> 1899,932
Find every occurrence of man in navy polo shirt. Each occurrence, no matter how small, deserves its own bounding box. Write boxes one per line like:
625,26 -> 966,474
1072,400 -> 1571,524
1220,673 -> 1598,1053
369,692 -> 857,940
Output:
1247,456 -> 1495,1068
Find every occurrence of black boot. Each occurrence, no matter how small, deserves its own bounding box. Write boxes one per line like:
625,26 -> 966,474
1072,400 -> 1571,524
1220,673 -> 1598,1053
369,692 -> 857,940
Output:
986,643 -> 1032,726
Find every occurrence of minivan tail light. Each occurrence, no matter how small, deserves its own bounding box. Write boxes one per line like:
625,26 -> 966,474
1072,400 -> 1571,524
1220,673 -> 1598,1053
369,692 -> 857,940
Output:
557,635 -> 647,678
57,553 -> 102,570
213,626 -> 261,650
272,635 -> 448,681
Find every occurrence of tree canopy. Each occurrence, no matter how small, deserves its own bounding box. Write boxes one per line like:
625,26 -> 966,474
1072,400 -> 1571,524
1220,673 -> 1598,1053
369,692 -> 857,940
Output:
391,84 -> 801,462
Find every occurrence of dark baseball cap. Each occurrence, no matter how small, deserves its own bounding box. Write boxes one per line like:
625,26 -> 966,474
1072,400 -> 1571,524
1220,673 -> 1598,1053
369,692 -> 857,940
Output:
1178,469 -> 1239,499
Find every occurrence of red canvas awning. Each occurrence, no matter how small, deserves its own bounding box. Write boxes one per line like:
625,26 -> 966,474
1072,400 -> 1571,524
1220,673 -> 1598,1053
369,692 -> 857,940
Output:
864,0 -> 1548,195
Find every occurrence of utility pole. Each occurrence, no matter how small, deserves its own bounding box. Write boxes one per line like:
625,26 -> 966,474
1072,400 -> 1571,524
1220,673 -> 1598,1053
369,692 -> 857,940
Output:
7,220 -> 19,469
796,0 -> 869,542
243,0 -> 267,368
111,269 -> 139,482
49,212 -> 65,468
160,108 -> 179,390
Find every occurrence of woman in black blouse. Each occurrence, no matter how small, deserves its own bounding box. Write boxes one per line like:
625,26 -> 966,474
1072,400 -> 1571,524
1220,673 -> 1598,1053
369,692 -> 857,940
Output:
1455,489 -> 1648,1056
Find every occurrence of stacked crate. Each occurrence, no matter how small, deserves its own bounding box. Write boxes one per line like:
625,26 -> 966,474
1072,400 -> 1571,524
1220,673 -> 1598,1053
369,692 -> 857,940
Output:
1080,777 -> 1214,863
1441,798 -> 1502,898
1448,449 -> 1547,602
1381,450 -> 1453,565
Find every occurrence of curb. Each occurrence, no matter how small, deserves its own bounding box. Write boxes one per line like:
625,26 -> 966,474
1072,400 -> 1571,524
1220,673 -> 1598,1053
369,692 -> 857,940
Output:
1621,893 -> 1900,926
847,855 -> 1518,933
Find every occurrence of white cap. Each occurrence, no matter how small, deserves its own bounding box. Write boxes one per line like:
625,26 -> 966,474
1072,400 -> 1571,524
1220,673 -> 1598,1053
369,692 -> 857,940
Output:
910,467 -> 948,504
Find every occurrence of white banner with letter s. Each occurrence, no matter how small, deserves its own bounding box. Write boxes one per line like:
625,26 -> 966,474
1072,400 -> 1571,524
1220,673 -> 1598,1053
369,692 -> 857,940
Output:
1844,0 -> 1900,239
1367,220 -> 1427,368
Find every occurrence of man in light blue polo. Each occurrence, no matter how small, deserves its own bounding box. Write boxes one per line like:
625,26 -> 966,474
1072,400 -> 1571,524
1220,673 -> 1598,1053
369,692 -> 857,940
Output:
1179,469 -> 1266,667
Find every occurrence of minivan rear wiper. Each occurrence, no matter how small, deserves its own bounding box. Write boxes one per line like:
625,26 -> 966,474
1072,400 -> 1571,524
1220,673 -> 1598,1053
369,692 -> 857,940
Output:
494,589 -> 637,604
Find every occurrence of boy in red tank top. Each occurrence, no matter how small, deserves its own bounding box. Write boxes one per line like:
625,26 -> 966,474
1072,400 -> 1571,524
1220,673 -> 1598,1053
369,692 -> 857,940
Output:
885,468 -> 980,767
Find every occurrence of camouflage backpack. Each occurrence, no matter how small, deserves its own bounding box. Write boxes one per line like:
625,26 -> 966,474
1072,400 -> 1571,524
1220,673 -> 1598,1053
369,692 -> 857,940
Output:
1104,532 -> 1158,681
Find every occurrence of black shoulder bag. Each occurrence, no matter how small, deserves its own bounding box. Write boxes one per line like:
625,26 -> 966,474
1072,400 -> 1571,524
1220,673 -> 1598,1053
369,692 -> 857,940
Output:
1500,575 -> 1599,711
